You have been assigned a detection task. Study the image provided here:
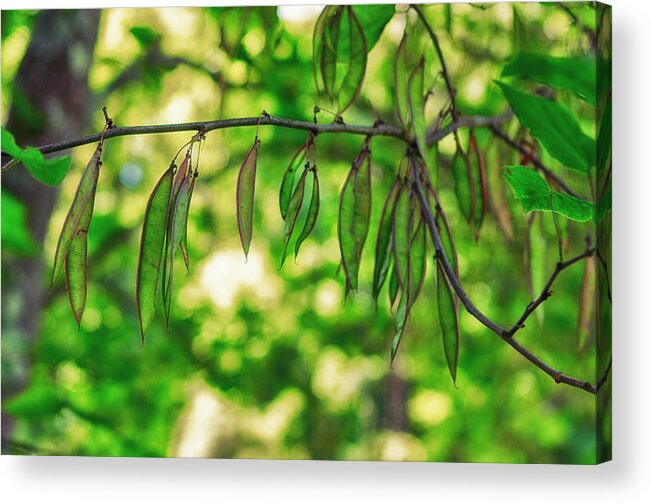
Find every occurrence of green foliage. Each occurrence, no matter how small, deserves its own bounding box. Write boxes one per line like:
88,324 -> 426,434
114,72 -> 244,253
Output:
2,127 -> 71,186
2,190 -> 38,256
502,53 -> 596,105
503,165 -> 593,222
496,82 -> 595,173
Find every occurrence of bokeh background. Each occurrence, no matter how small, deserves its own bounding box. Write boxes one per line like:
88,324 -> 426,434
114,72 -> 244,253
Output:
2,3 -> 606,462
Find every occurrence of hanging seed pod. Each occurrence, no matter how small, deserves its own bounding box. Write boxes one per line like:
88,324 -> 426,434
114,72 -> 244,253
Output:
577,255 -> 596,351
280,167 -> 308,268
388,265 -> 399,309
236,137 -> 260,260
525,213 -> 547,327
136,165 -> 174,344
437,260 -> 460,384
452,148 -> 473,224
409,210 -> 427,308
315,5 -> 368,114
338,138 -> 372,295
372,177 -> 400,303
294,167 -> 320,260
279,144 -> 306,221
179,173 -> 197,274
164,170 -> 194,325
468,133 -> 487,239
162,151 -> 191,310
408,58 -> 427,160
64,172 -> 99,327
389,181 -> 414,363
51,145 -> 103,290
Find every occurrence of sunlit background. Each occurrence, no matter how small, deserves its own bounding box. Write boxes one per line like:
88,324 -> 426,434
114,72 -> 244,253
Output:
2,3 -> 604,462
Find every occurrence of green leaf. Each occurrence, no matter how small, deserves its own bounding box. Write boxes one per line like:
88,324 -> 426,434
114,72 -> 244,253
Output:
1,190 -> 38,256
64,172 -> 98,326
351,4 -> 394,52
279,144 -> 306,221
503,165 -> 593,222
372,178 -> 400,302
280,168 -> 307,268
496,82 -> 595,172
294,169 -> 320,260
502,53 -> 597,105
2,127 -> 71,186
338,142 -> 372,295
236,139 -> 260,260
136,165 -> 174,344
437,261 -> 460,384
50,147 -> 102,289
408,58 -> 427,161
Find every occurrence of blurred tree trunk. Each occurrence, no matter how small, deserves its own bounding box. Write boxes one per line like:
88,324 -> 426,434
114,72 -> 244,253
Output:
1,9 -> 101,452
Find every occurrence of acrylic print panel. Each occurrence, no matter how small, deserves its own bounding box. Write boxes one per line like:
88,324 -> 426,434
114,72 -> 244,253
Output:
1,2 -> 611,464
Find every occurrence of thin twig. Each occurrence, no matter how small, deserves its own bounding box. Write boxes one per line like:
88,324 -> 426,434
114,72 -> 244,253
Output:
412,4 -> 459,121
506,247 -> 596,336
410,154 -> 598,394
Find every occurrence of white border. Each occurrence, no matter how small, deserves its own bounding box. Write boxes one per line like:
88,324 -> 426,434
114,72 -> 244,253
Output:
2,0 -> 650,502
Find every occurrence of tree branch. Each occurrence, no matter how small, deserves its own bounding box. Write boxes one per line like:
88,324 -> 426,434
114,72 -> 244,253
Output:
410,155 -> 599,394
1,112 -> 513,174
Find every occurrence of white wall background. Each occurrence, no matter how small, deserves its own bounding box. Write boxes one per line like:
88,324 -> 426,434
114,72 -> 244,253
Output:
1,0 -> 649,502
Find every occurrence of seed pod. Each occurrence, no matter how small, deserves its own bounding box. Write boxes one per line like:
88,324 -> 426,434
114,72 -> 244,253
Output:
64,173 -> 99,326
372,177 -> 400,303
409,210 -> 427,308
280,167 -> 308,268
179,173 -> 197,274
338,139 -> 372,295
236,138 -> 260,260
164,171 -> 194,325
437,260 -> 460,384
136,165 -> 174,344
468,133 -> 487,239
452,148 -> 473,224
279,144 -> 306,221
51,146 -> 102,289
294,168 -> 320,260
